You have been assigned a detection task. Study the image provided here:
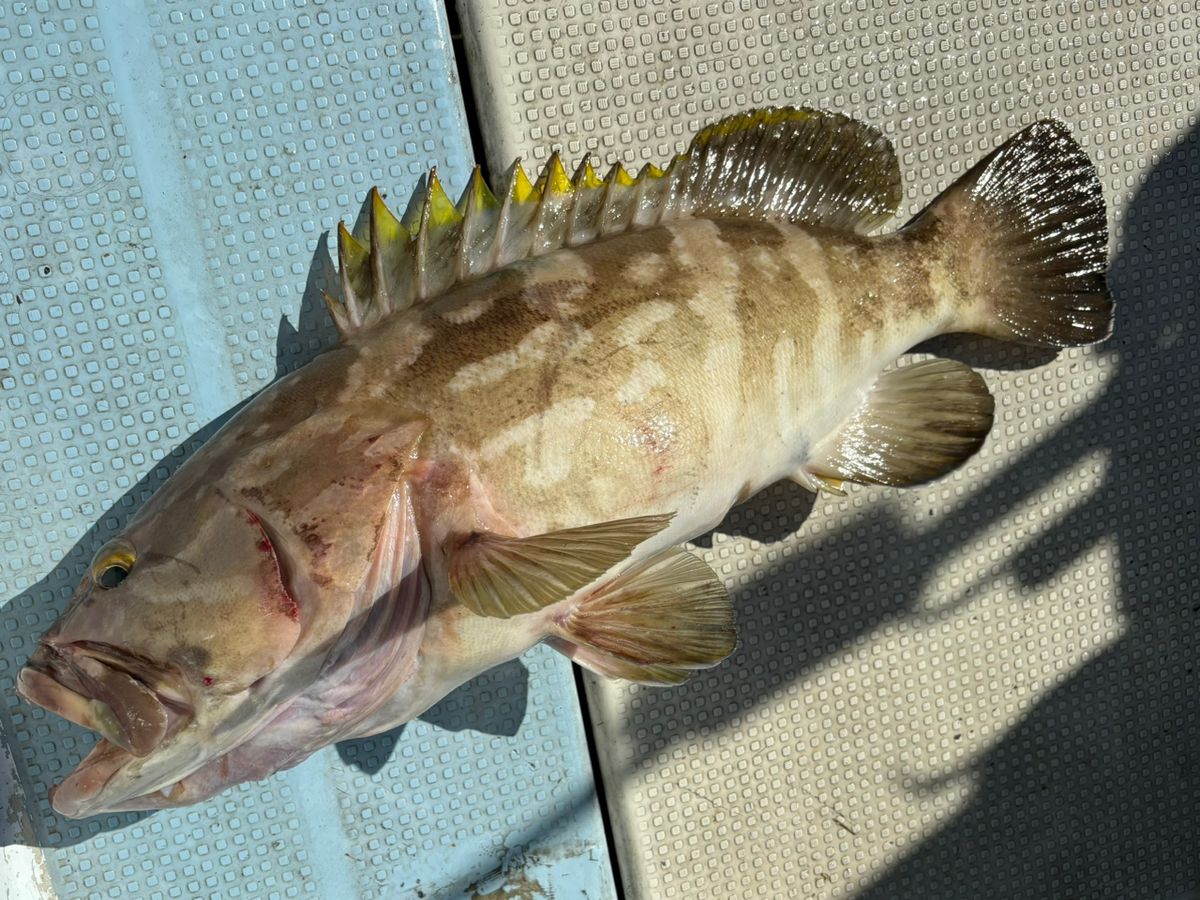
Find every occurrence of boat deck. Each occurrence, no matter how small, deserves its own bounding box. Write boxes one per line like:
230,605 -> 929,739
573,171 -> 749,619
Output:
3,1 -> 1198,897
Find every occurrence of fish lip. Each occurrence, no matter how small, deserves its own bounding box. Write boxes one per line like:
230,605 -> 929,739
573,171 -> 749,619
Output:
47,738 -> 135,818
62,640 -> 195,709
19,642 -> 204,818
18,641 -> 195,759
44,737 -> 185,819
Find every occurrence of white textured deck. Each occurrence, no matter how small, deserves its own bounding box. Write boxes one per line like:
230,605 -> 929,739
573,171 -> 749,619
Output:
457,0 -> 1200,896
0,2 -> 614,897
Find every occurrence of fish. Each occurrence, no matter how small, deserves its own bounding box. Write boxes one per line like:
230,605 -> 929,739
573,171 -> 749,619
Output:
16,108 -> 1112,817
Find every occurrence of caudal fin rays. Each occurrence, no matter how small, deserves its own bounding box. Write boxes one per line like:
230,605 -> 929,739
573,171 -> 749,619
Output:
918,119 -> 1113,348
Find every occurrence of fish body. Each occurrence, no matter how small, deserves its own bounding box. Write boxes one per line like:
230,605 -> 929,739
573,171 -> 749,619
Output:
394,219 -> 937,524
17,109 -> 1112,816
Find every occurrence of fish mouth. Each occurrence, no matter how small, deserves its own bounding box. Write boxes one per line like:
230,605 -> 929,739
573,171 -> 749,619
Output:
16,641 -> 195,816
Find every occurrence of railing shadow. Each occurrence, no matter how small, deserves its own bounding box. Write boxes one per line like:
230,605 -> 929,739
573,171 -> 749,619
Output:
566,123 -> 1200,900
843,115 -> 1200,900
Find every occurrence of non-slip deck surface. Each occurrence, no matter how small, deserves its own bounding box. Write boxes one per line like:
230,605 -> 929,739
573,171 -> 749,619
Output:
0,2 -> 614,897
457,1 -> 1200,896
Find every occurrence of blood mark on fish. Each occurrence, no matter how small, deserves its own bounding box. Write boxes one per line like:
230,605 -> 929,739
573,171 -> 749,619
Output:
629,408 -> 679,475
244,509 -> 301,623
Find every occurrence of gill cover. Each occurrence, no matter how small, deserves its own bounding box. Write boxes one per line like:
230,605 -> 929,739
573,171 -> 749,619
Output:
55,498 -> 302,693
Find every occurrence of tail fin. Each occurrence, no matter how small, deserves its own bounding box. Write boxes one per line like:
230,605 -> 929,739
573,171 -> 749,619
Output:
916,120 -> 1113,348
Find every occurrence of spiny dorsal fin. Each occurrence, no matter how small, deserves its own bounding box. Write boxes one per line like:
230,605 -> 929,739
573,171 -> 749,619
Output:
457,167 -> 501,280
326,107 -> 902,337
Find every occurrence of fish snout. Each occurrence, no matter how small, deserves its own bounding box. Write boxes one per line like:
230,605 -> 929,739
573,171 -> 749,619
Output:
17,641 -> 193,758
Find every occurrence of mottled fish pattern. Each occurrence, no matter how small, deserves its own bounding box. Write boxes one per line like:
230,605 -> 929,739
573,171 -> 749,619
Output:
18,109 -> 1112,816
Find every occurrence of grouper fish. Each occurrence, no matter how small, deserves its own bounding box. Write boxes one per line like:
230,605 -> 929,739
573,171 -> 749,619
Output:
17,109 -> 1112,816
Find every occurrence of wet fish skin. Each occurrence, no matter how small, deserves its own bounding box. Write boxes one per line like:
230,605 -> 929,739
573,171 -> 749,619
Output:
16,109 -> 1111,816
361,218 -> 946,534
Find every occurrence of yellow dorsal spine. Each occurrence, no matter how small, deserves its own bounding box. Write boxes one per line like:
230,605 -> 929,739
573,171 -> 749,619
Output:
325,106 -> 906,338
369,187 -> 407,314
336,222 -> 369,329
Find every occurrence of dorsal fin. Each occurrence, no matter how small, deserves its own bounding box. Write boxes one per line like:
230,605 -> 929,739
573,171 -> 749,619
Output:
324,107 -> 902,337
680,108 -> 901,233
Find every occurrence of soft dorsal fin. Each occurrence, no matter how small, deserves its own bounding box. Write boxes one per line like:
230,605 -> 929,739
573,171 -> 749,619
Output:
323,107 -> 902,337
681,108 -> 901,233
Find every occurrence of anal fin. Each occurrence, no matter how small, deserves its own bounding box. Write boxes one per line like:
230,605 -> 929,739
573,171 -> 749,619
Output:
547,639 -> 693,686
550,548 -> 736,684
807,359 -> 995,487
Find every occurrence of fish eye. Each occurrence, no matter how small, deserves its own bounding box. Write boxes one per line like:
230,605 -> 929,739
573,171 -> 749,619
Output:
97,564 -> 130,589
90,538 -> 137,590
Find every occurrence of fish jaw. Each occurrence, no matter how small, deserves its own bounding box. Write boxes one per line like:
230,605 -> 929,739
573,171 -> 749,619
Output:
32,672 -> 318,817
50,739 -> 140,817
26,662 -> 353,817
18,642 -> 193,759
16,639 -> 211,817
53,693 -> 346,815
22,593 -> 432,817
41,694 -> 281,817
18,656 -> 240,817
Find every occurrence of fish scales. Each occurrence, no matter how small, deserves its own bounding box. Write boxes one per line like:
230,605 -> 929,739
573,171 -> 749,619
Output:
16,108 -> 1112,816
354,217 -> 959,540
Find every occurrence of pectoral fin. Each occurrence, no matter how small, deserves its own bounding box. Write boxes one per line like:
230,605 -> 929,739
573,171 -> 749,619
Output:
550,548 -> 737,684
806,358 -> 995,487
447,513 -> 673,618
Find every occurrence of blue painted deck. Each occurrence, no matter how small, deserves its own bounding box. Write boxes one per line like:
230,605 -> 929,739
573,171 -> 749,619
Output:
0,1 -> 614,896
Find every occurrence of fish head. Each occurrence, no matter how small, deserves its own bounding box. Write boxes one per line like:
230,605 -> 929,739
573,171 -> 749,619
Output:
17,487 -> 312,817
18,382 -> 434,816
